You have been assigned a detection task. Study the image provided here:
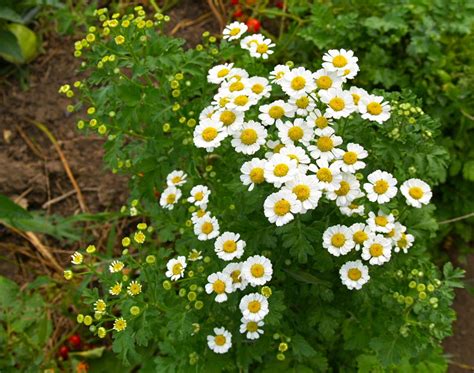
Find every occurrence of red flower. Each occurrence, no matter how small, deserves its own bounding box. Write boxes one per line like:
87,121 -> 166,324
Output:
246,18 -> 261,33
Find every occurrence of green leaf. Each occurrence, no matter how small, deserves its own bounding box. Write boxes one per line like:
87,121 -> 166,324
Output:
0,276 -> 20,307
0,7 -> 23,23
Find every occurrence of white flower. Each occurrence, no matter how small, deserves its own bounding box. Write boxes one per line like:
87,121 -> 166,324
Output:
349,86 -> 368,107
188,185 -> 210,207
220,77 -> 250,94
166,170 -> 187,187
231,120 -> 268,155
240,318 -> 264,340
223,21 -> 248,41
276,118 -> 313,146
280,66 -> 316,97
193,118 -> 226,152
127,280 -> 142,296
364,170 -> 398,204
160,186 -> 182,210
394,232 -> 415,253
264,153 -> 298,187
242,255 -> 273,286
269,64 -> 291,84
340,201 -> 365,217
191,208 -> 208,224
248,76 -> 272,98
326,173 -> 361,206
227,67 -> 250,81
288,94 -> 316,116
333,143 -> 368,173
71,251 -> 83,265
386,221 -> 406,243
241,34 -> 265,51
207,327 -> 232,354
283,174 -> 322,212
223,262 -> 248,292
205,272 -> 233,302
308,158 -> 342,191
240,158 -> 266,191
367,210 -> 395,234
350,223 -> 373,250
211,108 -> 244,134
264,190 -> 302,226
319,87 -> 356,119
249,37 -> 275,59
265,139 -> 284,159
188,249 -> 203,261
207,63 -> 235,84
279,144 -> 311,173
199,105 -> 218,121
322,224 -> 355,256
226,90 -> 259,112
313,68 -> 343,91
239,293 -> 269,321
322,49 -> 359,77
306,109 -> 333,129
400,178 -> 432,208
165,256 -> 187,281
340,260 -> 370,290
358,94 -> 391,123
214,232 -> 246,261
193,215 -> 220,241
109,260 -> 124,273
361,234 -> 392,265
258,100 -> 295,126
307,127 -> 344,161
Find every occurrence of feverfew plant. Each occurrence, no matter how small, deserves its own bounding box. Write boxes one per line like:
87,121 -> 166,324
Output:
62,7 -> 463,372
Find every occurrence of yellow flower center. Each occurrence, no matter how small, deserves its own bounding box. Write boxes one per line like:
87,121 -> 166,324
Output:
316,76 -> 332,90
196,209 -> 206,218
234,95 -> 249,106
248,300 -> 261,313
252,83 -> 264,94
172,263 -> 183,275
343,151 -> 358,165
292,184 -> 311,201
373,179 -> 389,194
246,321 -> 258,332
214,335 -> 226,346
317,136 -> 334,152
202,127 -> 218,142
409,186 -> 424,200
291,76 -> 306,90
329,97 -> 345,111
273,199 -> 291,216
219,97 -> 230,107
315,116 -> 328,129
171,176 -> 181,184
250,263 -> 265,278
273,163 -> 289,177
353,230 -> 368,244
348,268 -> 362,281
273,143 -> 284,153
288,126 -> 304,141
335,181 -> 350,196
229,81 -> 244,92
295,96 -> 309,108
332,55 -> 347,68
217,68 -> 229,78
130,284 -> 140,294
229,27 -> 240,36
240,128 -> 258,145
223,240 -> 237,253
212,279 -> 226,294
398,234 -> 408,248
250,167 -> 264,184
375,216 -> 388,227
166,193 -> 176,204
369,243 -> 384,257
351,93 -> 361,105
201,221 -> 214,234
194,192 -> 204,201
367,102 -> 382,115
316,168 -> 332,182
230,270 -> 241,283
269,105 -> 285,119
219,110 -> 236,126
256,43 -> 268,53
331,233 -> 346,248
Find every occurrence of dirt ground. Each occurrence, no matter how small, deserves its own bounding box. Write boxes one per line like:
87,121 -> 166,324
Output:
0,1 -> 472,371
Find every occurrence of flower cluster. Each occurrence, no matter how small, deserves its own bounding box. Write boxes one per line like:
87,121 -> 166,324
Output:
223,21 -> 275,59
